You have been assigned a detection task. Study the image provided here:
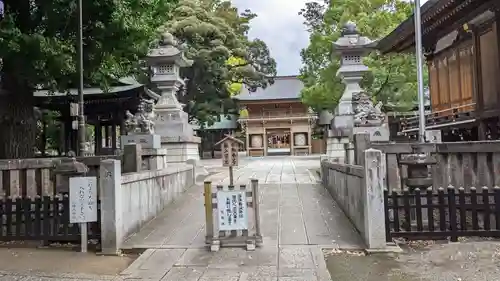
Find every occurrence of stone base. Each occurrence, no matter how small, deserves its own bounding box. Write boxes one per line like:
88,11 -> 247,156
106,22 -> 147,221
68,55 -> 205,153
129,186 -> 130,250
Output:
326,136 -> 350,163
353,126 -> 389,142
161,135 -> 207,178
161,141 -> 200,163
120,134 -> 161,149
142,148 -> 167,170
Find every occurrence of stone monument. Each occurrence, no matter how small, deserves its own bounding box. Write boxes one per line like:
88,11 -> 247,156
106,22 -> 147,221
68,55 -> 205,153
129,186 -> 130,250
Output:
121,98 -> 161,150
327,22 -> 388,163
120,98 -> 166,170
145,31 -> 202,165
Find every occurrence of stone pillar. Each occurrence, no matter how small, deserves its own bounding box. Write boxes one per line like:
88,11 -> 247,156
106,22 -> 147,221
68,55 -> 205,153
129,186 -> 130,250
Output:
122,144 -> 142,173
146,32 -> 204,173
99,159 -> 123,255
363,149 -> 387,249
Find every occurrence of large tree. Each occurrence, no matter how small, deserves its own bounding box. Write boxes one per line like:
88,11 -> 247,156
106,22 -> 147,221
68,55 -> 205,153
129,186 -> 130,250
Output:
162,0 -> 277,126
299,0 -> 425,113
0,0 -> 176,159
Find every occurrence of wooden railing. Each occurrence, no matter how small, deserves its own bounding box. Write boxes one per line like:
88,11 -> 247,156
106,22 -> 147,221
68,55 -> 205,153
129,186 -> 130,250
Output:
400,103 -> 476,133
370,141 -> 500,191
0,156 -> 119,198
241,110 -> 317,120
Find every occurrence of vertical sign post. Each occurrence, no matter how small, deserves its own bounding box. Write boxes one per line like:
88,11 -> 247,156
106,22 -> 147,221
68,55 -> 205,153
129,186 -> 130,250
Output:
215,134 -> 243,186
69,176 -> 98,253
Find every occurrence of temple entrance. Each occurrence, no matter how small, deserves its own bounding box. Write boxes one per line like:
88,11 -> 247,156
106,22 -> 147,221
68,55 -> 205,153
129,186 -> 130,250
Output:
266,129 -> 291,155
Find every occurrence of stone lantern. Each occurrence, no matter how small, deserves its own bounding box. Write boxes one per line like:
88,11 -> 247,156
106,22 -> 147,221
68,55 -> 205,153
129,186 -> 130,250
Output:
145,32 -> 202,163
326,22 -> 389,163
330,21 -> 377,136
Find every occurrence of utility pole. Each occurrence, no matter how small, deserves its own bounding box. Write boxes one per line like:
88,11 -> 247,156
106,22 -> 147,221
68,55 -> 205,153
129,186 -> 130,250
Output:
77,0 -> 86,156
413,0 -> 427,143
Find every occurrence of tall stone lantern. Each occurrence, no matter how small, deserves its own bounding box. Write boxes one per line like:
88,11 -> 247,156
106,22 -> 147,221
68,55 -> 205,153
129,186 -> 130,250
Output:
327,22 -> 387,163
145,32 -> 202,163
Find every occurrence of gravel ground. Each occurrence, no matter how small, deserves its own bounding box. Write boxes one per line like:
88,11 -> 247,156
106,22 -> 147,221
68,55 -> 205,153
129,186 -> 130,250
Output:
325,240 -> 500,281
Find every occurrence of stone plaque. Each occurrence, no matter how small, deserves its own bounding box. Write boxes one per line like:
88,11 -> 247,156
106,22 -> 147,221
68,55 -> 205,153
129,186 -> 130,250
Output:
120,134 -> 161,149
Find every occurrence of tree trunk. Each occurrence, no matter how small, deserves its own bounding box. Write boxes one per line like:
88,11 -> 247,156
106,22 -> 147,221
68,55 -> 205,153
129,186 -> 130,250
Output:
0,89 -> 37,159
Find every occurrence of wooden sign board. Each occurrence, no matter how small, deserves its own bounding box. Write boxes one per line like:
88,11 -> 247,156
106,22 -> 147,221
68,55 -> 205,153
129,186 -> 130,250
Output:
69,177 -> 98,223
216,135 -> 243,167
217,190 -> 249,231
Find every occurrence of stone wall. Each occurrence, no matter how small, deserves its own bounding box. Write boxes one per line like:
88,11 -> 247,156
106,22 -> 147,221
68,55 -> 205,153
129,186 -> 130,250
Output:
120,164 -> 194,239
321,149 -> 387,249
99,160 -> 194,255
322,161 -> 366,234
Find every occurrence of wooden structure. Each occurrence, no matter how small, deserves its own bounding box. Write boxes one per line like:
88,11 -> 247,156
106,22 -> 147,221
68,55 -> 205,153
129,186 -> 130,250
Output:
193,115 -> 240,159
215,135 -> 243,168
203,180 -> 262,252
235,76 -> 317,156
34,78 -> 158,156
378,0 -> 500,141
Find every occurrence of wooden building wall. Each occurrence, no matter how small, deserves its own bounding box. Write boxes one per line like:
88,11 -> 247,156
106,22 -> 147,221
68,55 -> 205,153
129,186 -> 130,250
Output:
427,20 -> 500,116
428,40 -> 474,114
478,21 -> 500,111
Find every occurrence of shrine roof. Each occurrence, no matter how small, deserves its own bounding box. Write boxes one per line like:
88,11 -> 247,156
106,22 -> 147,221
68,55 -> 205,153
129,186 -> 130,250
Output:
34,84 -> 144,98
233,75 -> 303,101
377,0 -> 487,54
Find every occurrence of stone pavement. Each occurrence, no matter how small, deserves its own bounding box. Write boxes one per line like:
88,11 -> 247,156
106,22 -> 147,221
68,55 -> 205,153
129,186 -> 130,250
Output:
121,156 -> 364,280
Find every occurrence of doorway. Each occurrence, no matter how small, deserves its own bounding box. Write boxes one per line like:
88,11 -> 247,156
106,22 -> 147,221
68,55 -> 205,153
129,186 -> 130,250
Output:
266,129 -> 291,155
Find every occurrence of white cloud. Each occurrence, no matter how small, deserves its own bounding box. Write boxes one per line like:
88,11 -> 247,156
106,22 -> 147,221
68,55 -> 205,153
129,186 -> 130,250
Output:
232,0 -> 429,76
232,0 -> 310,76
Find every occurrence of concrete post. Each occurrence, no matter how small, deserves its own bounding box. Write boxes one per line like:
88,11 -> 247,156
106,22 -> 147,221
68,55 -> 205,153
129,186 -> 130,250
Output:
99,159 -> 123,255
363,148 -> 387,249
354,133 -> 370,166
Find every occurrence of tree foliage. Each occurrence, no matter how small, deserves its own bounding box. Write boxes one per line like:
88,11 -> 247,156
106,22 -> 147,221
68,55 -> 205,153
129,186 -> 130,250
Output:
162,0 -> 277,126
0,0 -> 177,158
299,0 -> 427,113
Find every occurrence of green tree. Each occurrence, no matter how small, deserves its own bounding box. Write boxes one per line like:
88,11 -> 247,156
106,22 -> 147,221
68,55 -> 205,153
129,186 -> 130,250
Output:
0,0 -> 176,159
299,0 -> 425,113
162,0 -> 276,126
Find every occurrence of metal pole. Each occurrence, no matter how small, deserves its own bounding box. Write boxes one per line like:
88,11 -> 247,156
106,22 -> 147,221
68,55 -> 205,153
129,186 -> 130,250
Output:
77,0 -> 86,156
413,0 -> 426,143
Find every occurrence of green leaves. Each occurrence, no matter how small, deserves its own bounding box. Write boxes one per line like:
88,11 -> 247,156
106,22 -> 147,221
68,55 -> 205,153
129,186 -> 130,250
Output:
0,0 -> 177,92
164,0 -> 276,126
299,0 -> 425,113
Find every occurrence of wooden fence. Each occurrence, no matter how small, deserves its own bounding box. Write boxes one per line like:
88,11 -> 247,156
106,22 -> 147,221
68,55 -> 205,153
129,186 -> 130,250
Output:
0,156 -> 119,198
384,186 -> 500,241
0,195 -> 101,243
364,140 -> 500,191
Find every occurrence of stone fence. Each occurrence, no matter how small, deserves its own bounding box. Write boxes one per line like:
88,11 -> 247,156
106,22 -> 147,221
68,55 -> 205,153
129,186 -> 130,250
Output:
99,159 -> 195,255
321,149 -> 386,249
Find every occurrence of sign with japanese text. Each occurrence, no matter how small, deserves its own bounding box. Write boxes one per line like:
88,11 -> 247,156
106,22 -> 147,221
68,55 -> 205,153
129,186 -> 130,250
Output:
222,141 -> 239,167
217,190 -> 248,231
69,177 -> 98,223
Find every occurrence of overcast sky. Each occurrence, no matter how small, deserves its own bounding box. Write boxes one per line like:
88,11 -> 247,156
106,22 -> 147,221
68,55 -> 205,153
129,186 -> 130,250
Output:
232,0 -> 429,76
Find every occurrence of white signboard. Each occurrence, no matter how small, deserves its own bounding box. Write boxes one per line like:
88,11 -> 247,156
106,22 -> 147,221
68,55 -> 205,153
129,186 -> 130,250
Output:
217,190 -> 248,231
69,177 -> 98,223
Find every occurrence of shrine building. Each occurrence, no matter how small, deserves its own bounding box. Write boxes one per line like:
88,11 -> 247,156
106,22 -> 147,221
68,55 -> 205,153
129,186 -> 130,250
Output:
234,75 -> 317,157
378,0 -> 500,141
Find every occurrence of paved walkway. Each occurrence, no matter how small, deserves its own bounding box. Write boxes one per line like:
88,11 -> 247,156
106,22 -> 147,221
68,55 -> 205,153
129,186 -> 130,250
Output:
121,157 -> 363,281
